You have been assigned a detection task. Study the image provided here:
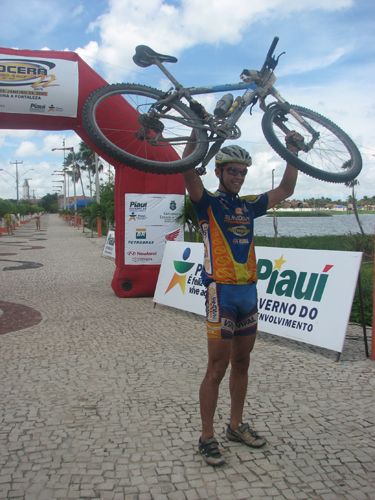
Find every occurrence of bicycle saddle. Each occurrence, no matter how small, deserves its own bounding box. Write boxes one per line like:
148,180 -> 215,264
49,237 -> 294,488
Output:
133,45 -> 178,67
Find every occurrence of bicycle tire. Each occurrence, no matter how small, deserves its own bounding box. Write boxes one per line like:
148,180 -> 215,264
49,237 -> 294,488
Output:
261,104 -> 362,183
82,83 -> 209,174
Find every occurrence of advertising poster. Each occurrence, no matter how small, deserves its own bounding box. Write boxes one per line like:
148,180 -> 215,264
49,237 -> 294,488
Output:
124,193 -> 184,265
102,230 -> 115,260
0,55 -> 78,117
154,242 -> 362,353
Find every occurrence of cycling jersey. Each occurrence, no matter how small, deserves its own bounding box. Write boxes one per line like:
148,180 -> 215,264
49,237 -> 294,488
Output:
192,189 -> 268,286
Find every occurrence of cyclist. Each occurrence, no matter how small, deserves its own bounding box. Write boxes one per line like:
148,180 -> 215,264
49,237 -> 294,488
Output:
183,132 -> 303,466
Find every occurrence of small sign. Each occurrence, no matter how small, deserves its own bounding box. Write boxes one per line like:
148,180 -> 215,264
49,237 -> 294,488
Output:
102,230 -> 115,260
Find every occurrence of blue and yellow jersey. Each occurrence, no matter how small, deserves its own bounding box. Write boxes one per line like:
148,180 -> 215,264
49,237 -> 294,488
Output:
193,189 -> 268,285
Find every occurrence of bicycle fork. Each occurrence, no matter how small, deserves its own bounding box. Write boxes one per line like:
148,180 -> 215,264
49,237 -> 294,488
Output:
265,89 -> 320,152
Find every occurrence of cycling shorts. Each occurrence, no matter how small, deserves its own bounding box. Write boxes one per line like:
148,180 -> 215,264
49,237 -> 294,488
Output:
205,282 -> 258,340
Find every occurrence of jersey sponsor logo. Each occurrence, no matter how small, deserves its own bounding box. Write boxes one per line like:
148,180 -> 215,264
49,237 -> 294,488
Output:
227,225 -> 250,237
237,312 -> 257,329
222,317 -> 235,331
224,214 -> 249,224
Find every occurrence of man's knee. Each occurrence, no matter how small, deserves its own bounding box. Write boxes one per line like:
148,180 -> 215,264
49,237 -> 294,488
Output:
206,358 -> 229,384
231,354 -> 250,374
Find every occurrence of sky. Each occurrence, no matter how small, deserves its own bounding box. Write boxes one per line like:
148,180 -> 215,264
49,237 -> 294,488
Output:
0,0 -> 374,202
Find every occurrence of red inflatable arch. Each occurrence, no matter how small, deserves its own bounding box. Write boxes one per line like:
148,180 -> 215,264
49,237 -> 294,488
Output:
0,47 -> 184,297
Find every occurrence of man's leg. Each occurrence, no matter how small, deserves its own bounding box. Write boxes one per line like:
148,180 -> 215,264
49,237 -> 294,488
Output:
227,332 -> 266,448
200,338 -> 231,441
229,334 -> 256,431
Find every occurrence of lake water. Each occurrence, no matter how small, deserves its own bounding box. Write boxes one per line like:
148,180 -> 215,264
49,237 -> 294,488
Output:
255,214 -> 375,237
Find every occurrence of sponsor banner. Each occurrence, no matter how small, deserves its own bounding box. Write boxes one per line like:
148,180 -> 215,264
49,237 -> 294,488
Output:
0,55 -> 78,117
256,247 -> 362,352
124,194 -> 184,265
102,230 -> 115,260
154,242 -> 362,353
154,242 -> 206,315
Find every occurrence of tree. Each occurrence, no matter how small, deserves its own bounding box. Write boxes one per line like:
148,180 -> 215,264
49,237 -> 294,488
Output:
99,182 -> 115,230
75,142 -> 103,198
0,199 -> 14,217
344,161 -> 365,235
177,196 -> 201,241
40,193 -> 58,213
64,149 -> 85,198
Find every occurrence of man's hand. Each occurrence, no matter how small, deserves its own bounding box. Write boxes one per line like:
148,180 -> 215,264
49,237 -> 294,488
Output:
285,131 -> 305,154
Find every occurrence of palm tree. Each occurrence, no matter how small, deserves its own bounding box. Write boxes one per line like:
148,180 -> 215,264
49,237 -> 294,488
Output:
343,161 -> 365,235
63,149 -> 85,198
177,196 -> 201,242
76,142 -> 104,198
346,179 -> 365,235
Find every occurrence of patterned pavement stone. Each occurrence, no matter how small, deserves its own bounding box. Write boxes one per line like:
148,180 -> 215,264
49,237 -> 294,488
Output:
0,214 -> 374,499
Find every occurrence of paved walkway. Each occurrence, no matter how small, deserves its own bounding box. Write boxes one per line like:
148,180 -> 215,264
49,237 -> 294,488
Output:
0,214 -> 374,500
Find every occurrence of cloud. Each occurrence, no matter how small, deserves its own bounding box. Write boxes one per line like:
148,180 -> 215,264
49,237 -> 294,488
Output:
15,141 -> 39,157
82,0 -> 355,81
280,46 -> 351,76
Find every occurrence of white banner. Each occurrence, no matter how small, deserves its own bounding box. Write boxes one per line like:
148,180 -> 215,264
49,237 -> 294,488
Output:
154,242 -> 206,314
124,194 -> 184,265
102,230 -> 115,260
154,242 -> 362,353
0,55 -> 78,117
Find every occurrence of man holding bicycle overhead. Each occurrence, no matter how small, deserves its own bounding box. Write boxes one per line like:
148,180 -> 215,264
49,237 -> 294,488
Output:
183,131 -> 303,466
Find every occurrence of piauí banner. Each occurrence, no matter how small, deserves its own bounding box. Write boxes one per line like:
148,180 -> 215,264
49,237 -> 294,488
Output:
154,242 -> 362,353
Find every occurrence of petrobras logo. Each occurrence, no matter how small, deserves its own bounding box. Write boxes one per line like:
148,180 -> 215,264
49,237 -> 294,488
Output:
135,228 -> 146,239
0,59 -> 56,86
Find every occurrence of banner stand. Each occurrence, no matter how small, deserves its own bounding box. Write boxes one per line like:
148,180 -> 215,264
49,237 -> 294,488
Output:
336,274 -> 369,361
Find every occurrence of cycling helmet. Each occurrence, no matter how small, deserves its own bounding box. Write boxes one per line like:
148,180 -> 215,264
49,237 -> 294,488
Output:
215,145 -> 252,166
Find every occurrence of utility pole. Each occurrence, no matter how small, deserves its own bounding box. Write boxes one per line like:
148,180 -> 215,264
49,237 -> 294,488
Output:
95,153 -> 102,237
10,160 -> 23,202
95,153 -> 101,203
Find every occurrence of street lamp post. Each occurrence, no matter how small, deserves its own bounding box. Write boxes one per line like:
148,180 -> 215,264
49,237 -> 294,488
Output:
52,144 -> 78,225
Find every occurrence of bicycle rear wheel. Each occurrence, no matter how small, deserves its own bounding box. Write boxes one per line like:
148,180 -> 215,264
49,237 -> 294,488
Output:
82,83 -> 208,174
262,104 -> 362,183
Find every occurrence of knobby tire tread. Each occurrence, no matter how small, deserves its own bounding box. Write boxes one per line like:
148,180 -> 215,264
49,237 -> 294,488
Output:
261,104 -> 362,183
82,83 -> 208,174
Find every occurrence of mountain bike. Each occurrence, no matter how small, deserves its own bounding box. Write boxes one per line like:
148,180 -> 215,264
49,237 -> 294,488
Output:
82,37 -> 362,183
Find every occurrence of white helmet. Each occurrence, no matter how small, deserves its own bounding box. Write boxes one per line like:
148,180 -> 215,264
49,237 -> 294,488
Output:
215,145 -> 252,166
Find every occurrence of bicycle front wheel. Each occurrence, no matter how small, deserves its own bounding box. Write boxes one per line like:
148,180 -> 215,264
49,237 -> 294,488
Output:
262,104 -> 362,183
82,83 -> 209,174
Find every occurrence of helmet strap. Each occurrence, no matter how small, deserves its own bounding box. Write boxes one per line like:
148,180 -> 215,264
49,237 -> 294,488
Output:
218,166 -> 234,195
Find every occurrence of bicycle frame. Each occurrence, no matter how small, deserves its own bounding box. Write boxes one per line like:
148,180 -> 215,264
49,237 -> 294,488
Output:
144,39 -> 319,166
